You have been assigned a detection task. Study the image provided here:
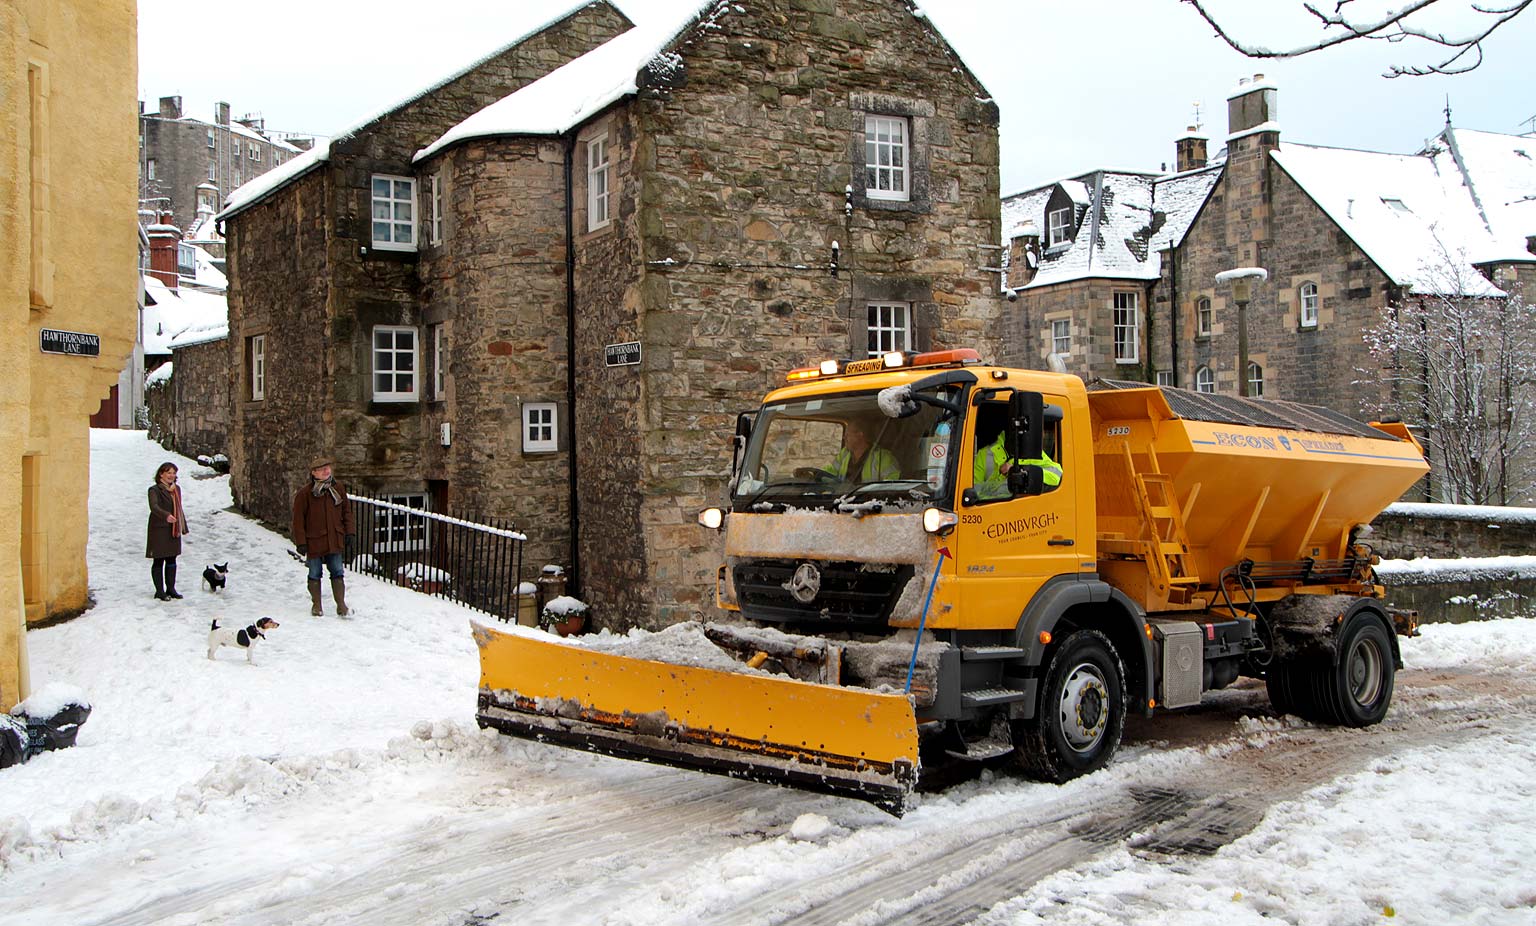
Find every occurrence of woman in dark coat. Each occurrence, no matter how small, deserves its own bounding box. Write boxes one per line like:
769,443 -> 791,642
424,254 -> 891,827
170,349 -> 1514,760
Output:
146,461 -> 188,600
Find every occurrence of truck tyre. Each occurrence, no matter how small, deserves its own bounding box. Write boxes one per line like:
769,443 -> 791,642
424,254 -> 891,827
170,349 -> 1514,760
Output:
1268,609 -> 1394,727
1012,629 -> 1125,783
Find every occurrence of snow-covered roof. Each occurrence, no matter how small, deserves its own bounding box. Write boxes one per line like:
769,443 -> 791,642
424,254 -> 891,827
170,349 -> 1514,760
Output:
1271,141 -> 1507,297
183,243 -> 227,292
142,276 -> 228,355
218,1 -> 607,221
1443,128 -> 1536,265
185,212 -> 223,245
1001,166 -> 1221,290
169,319 -> 229,349
218,138 -> 332,221
415,0 -> 722,161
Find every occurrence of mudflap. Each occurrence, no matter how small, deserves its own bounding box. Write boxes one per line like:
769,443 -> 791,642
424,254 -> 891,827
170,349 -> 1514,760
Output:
471,621 -> 919,815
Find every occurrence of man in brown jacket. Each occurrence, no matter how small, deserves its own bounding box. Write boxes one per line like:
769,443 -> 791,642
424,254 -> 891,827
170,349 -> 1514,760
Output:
292,456 -> 356,616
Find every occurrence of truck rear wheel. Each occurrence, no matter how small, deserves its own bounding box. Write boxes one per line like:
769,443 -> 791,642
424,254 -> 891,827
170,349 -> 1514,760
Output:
1012,629 -> 1125,783
1267,609 -> 1395,728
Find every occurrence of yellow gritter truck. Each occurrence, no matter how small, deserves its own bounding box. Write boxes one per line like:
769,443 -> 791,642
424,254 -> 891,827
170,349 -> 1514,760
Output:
474,348 -> 1429,813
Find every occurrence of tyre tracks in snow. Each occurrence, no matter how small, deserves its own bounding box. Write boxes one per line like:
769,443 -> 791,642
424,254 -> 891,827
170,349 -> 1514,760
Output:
16,666 -> 1531,926
698,670 -> 1532,926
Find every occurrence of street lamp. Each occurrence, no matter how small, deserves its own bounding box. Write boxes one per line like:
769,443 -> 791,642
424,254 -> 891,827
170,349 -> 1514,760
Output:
1215,267 -> 1268,397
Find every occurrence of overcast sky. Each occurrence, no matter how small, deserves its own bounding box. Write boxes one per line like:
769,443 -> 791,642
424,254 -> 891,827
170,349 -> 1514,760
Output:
137,0 -> 1536,194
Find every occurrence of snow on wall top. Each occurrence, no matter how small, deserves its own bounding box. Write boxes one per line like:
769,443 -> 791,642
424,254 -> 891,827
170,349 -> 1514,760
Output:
415,0 -> 722,161
1270,140 -> 1507,297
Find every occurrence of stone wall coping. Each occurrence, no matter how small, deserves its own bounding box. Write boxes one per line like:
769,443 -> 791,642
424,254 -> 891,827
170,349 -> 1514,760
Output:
1383,501 -> 1536,524
1376,553 -> 1536,582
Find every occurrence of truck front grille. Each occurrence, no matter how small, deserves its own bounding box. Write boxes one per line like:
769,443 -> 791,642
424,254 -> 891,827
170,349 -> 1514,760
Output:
733,559 -> 914,626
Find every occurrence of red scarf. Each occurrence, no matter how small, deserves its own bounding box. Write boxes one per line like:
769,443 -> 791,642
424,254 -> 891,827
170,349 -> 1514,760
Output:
170,484 -> 186,537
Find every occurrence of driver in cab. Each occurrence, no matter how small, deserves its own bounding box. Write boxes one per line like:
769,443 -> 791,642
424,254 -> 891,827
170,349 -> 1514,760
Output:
832,419 -> 901,482
974,427 -> 1061,499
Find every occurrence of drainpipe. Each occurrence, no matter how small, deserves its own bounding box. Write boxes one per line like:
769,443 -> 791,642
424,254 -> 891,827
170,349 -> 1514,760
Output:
1167,238 -> 1180,387
563,135 -> 582,595
1144,278 -> 1157,383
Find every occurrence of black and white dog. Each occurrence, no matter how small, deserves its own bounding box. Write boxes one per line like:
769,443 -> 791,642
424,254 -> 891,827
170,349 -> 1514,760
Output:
203,562 -> 229,592
207,617 -> 279,664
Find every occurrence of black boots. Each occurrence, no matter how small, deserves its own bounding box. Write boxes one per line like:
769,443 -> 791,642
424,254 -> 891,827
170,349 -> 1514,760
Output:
152,559 -> 178,600
164,561 -> 182,598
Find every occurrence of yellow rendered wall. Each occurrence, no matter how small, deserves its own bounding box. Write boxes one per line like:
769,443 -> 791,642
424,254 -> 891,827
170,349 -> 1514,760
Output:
1,0 -> 139,709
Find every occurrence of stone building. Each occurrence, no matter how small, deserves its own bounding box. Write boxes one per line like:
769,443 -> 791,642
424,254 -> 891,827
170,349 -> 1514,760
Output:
220,0 -> 1004,629
2,0 -> 140,706
139,96 -> 311,238
1003,77 -> 1536,427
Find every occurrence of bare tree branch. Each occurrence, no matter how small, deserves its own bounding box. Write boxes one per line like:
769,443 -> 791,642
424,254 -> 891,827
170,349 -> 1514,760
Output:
1180,0 -> 1532,77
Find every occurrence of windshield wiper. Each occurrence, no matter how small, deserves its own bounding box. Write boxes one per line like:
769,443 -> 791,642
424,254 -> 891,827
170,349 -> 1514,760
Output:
738,479 -> 824,510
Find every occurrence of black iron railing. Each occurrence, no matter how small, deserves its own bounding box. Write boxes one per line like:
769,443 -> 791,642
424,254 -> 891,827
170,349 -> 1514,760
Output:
346,494 -> 526,622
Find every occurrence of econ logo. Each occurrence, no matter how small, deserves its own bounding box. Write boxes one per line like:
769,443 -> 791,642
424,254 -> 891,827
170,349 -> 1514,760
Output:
1279,435 -> 1292,451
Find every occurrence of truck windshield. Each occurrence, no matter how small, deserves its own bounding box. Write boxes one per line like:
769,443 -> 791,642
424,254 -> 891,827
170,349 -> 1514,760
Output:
733,386 -> 962,509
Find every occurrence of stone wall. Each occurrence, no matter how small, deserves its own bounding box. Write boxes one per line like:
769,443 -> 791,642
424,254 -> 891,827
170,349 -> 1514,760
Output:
226,168 -> 332,528
591,0 -> 1005,628
1368,505 -> 1536,560
170,337 -> 230,460
1368,506 -> 1536,622
571,109 -> 650,628
145,372 -> 174,448
416,137 -> 575,574
1156,138 -> 1398,419
227,4 -> 628,542
1004,277 -> 1156,377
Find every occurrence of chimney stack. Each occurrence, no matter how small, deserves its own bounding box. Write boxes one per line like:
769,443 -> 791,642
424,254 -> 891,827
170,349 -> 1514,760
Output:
216,102 -> 231,126
1175,126 -> 1208,173
1007,218 -> 1041,290
158,95 -> 182,119
147,211 -> 182,290
1227,73 -> 1278,138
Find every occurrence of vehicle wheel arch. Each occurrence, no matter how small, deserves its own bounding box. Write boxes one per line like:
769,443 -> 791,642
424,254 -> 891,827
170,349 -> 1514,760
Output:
1013,576 -> 1154,718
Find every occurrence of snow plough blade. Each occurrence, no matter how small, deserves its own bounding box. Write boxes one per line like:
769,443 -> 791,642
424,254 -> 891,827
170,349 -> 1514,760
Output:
471,622 -> 920,814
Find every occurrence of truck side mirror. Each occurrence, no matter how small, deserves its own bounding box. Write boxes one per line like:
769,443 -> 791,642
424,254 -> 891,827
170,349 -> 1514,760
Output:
731,412 -> 755,478
1007,464 -> 1045,497
1006,391 -> 1044,463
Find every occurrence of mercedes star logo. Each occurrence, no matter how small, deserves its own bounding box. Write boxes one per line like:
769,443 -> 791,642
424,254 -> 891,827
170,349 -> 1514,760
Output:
783,562 -> 822,604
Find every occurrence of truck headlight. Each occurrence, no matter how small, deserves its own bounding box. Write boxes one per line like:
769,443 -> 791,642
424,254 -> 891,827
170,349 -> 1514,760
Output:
922,507 -> 958,535
698,507 -> 725,530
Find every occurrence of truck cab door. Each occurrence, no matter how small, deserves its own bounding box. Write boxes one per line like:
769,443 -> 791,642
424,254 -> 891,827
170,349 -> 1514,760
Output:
953,391 -> 1082,629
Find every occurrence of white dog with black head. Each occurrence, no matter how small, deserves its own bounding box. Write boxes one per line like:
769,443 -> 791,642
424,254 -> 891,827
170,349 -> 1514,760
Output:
207,617 -> 279,665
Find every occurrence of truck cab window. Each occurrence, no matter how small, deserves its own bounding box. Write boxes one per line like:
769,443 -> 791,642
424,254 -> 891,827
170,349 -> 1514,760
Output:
972,401 -> 1063,500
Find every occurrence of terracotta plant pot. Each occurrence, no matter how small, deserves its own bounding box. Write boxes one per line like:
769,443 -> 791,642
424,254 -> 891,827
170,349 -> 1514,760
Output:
552,613 -> 587,637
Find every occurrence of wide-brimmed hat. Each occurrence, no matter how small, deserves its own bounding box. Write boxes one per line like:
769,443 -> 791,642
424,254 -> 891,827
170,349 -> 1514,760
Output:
308,456 -> 334,471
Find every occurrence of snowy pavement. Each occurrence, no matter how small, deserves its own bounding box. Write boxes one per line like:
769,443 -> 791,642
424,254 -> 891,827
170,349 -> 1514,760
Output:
1,430 -> 1534,925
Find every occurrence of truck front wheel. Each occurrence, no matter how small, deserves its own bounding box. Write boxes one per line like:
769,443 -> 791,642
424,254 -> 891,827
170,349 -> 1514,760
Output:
1012,629 -> 1126,783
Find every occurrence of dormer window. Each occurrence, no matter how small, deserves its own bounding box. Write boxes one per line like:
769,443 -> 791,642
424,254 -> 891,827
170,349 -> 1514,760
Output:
1047,206 -> 1072,247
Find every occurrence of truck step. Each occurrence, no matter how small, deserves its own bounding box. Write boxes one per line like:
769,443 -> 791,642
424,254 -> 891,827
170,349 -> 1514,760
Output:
959,645 -> 1028,662
962,687 -> 1030,708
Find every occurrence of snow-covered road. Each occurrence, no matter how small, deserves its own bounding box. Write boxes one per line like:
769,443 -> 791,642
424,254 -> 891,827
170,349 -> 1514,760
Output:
2,431 -> 1534,925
